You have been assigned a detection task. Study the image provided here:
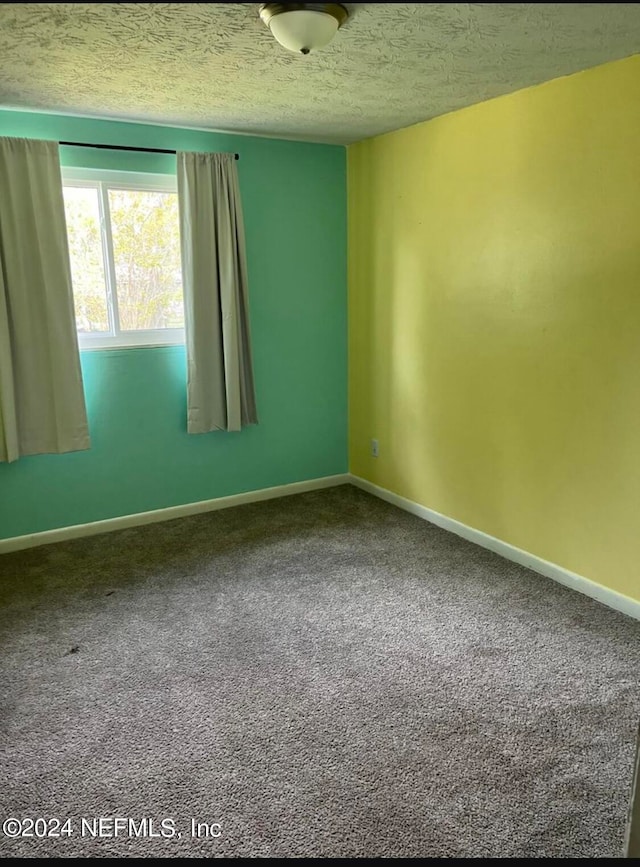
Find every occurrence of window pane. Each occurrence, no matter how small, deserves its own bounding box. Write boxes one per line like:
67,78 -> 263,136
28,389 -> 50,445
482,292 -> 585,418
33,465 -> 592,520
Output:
108,189 -> 184,331
63,186 -> 110,333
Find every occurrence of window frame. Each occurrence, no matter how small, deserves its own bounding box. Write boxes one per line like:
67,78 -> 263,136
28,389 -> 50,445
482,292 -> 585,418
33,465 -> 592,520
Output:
62,167 -> 185,351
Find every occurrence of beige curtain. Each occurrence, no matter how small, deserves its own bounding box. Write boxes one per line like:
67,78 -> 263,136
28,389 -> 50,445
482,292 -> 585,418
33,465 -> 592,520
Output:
0,137 -> 89,463
177,151 -> 257,433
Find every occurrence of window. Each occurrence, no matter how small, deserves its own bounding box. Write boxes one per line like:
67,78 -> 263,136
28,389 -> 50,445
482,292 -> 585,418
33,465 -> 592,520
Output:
62,168 -> 184,349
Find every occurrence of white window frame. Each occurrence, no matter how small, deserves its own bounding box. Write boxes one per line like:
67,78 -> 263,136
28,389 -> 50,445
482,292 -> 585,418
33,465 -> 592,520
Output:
62,167 -> 185,350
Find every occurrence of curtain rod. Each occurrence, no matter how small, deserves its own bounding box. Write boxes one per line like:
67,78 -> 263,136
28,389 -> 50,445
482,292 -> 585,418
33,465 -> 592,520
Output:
59,141 -> 239,159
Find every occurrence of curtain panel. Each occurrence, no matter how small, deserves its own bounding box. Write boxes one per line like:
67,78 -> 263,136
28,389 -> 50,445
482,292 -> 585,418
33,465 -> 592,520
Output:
0,137 -> 89,462
177,151 -> 257,433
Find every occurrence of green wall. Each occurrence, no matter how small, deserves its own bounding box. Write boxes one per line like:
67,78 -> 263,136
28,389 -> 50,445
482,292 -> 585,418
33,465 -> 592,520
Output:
0,111 -> 347,538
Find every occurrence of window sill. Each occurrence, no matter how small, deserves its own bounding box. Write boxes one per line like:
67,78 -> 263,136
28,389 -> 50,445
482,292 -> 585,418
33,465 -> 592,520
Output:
78,329 -> 185,351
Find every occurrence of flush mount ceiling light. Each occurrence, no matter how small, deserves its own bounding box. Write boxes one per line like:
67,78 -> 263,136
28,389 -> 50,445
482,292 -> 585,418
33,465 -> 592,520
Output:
259,3 -> 349,55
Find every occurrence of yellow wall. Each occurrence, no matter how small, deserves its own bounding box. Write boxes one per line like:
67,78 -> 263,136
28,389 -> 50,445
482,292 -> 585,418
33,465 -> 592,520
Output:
348,54 -> 640,602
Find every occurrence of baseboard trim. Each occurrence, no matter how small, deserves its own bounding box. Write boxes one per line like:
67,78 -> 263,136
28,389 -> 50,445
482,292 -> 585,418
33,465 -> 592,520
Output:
0,474 -> 351,554
349,475 -> 640,622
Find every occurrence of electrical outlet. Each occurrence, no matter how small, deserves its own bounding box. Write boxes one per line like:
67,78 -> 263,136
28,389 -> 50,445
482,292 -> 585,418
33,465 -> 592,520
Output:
371,438 -> 379,458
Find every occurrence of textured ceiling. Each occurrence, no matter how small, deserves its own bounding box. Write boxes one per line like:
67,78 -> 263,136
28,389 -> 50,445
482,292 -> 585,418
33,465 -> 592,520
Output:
0,3 -> 639,144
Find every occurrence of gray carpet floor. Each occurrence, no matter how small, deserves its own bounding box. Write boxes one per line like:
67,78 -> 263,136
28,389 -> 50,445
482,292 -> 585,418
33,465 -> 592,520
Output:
1,484 -> 639,858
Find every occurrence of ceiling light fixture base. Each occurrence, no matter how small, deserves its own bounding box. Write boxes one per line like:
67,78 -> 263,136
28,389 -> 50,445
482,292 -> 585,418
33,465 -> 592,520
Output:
259,3 -> 349,55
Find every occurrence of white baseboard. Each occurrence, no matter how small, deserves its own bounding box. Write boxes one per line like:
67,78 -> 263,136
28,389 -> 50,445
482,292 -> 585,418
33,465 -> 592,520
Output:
0,473 -> 351,554
349,474 -> 640,622
5,471 -> 638,622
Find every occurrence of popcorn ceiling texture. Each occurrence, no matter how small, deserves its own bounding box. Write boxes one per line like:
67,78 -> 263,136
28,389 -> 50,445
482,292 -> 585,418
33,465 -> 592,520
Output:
1,3 -> 640,143
1,485 -> 639,857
